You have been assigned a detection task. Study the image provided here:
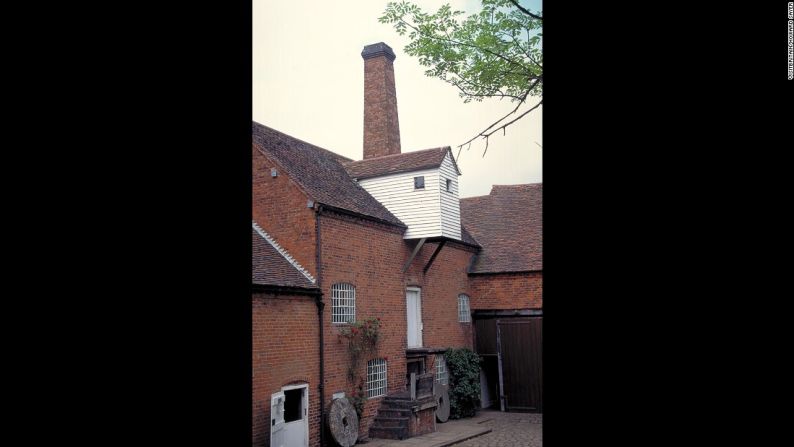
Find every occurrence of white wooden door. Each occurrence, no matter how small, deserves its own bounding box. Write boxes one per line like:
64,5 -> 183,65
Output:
270,391 -> 286,447
406,288 -> 423,348
281,385 -> 308,447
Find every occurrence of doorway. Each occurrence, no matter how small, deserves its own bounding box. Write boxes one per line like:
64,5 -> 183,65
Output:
270,383 -> 309,447
474,316 -> 542,412
406,287 -> 423,348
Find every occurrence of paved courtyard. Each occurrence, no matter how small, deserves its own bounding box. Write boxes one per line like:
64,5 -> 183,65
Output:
365,410 -> 541,447
453,410 -> 542,447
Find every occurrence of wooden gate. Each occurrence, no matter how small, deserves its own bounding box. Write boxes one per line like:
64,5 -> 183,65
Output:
474,316 -> 542,412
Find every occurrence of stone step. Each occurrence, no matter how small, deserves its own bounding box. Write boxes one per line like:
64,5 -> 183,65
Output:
388,390 -> 412,400
372,416 -> 409,428
377,408 -> 411,418
369,425 -> 408,440
380,398 -> 414,410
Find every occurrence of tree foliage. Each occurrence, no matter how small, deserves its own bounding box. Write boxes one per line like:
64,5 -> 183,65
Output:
380,0 -> 542,156
444,347 -> 482,419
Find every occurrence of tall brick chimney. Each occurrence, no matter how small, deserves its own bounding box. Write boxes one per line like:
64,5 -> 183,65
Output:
362,42 -> 401,159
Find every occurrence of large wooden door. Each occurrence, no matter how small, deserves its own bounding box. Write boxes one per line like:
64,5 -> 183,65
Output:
498,318 -> 542,412
473,316 -> 542,412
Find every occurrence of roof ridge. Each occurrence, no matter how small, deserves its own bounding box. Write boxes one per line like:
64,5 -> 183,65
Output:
460,194 -> 490,201
252,221 -> 316,284
492,183 -> 542,189
343,146 -> 450,164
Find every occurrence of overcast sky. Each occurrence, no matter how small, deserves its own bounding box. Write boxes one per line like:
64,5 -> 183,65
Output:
253,0 -> 542,198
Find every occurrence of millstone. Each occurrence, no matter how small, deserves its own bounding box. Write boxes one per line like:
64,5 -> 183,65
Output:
327,397 -> 359,447
435,384 -> 450,422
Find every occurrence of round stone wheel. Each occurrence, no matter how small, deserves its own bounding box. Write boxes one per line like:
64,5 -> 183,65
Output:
327,397 -> 359,447
435,385 -> 450,423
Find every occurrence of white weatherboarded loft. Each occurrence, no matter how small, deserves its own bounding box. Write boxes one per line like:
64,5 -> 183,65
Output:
357,152 -> 461,240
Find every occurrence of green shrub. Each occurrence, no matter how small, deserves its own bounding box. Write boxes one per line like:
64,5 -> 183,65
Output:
445,347 -> 481,419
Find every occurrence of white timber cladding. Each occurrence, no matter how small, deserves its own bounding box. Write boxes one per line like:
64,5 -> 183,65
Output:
438,153 -> 462,239
357,152 -> 461,240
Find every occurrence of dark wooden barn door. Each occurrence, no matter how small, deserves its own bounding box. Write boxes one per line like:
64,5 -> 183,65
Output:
473,316 -> 542,413
498,318 -> 542,412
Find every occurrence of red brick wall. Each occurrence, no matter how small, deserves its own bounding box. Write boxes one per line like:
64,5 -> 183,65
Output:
253,292 -> 321,447
318,211 -> 408,438
469,272 -> 543,310
405,241 -> 476,350
252,145 -> 317,277
318,210 -> 476,438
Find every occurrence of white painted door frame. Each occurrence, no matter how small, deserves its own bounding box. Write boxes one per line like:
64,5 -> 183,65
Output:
406,287 -> 423,348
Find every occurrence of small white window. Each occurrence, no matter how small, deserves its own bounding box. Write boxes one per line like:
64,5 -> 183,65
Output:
458,294 -> 471,323
445,178 -> 452,192
435,355 -> 448,385
331,283 -> 356,324
414,176 -> 425,189
367,358 -> 388,398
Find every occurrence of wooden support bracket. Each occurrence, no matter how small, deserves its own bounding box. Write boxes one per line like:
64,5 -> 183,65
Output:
423,240 -> 447,274
402,238 -> 427,273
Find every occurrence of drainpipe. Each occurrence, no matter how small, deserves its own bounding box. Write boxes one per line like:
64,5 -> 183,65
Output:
315,204 -> 326,446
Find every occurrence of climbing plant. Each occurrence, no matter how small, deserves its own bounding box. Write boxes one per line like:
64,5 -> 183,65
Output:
445,347 -> 482,419
338,317 -> 382,419
348,381 -> 368,421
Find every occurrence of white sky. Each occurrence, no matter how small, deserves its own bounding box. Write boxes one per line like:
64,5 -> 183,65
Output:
253,0 -> 542,198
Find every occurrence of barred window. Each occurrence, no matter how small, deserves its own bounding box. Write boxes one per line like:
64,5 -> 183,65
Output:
435,355 -> 448,385
331,283 -> 355,324
458,294 -> 471,323
367,358 -> 387,398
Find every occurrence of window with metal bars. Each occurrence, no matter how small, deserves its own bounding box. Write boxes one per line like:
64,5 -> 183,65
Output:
435,355 -> 448,385
367,358 -> 387,398
458,294 -> 471,323
331,283 -> 356,324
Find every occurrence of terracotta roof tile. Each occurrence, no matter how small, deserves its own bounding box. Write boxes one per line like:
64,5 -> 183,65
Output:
253,122 -> 404,227
460,184 -> 542,273
343,147 -> 460,180
252,225 -> 318,288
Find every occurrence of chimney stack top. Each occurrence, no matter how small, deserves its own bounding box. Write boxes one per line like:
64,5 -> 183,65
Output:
361,42 -> 396,62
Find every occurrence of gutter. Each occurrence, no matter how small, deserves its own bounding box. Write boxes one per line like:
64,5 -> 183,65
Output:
251,284 -> 321,296
317,203 -> 406,230
315,204 -> 326,447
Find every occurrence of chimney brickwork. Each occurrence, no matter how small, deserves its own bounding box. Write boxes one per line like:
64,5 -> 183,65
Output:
362,42 -> 401,159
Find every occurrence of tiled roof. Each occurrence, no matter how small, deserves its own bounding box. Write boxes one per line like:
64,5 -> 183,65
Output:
460,225 -> 480,247
460,184 -> 542,273
252,222 -> 317,289
253,122 -> 405,227
343,147 -> 461,180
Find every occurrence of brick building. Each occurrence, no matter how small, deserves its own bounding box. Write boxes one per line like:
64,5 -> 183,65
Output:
253,42 -> 542,446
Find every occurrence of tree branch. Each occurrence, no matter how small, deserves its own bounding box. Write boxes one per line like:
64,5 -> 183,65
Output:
508,0 -> 543,21
398,18 -> 530,74
456,92 -> 542,156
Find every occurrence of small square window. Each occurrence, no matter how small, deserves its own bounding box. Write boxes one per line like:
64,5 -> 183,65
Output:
445,179 -> 452,192
435,355 -> 448,385
414,176 -> 425,189
367,358 -> 388,398
458,294 -> 471,323
331,283 -> 356,324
